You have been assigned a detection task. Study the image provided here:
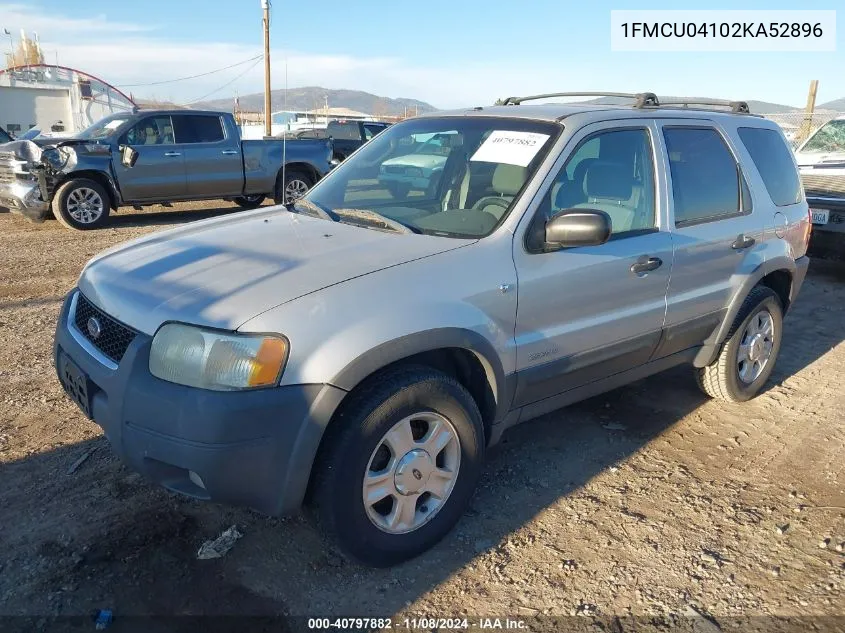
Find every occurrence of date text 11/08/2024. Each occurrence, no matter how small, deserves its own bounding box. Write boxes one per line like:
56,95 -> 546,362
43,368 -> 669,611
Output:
307,617 -> 528,630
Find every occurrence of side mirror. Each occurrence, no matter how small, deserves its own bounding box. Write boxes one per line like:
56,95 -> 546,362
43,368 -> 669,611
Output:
544,209 -> 612,249
120,145 -> 138,168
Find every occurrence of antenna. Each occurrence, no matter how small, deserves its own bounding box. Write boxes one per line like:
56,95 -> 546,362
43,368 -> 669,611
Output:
282,56 -> 287,206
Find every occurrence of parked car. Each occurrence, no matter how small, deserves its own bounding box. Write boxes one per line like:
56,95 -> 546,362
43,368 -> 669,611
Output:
794,115 -> 845,258
292,120 -> 390,162
0,110 -> 334,230
55,92 -> 810,567
377,131 -> 458,199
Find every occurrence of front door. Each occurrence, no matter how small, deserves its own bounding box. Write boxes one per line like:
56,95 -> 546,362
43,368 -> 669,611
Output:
657,121 -> 765,351
512,121 -> 672,407
113,115 -> 187,201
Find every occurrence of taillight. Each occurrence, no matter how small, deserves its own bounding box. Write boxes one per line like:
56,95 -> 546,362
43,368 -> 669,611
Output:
804,208 -> 812,248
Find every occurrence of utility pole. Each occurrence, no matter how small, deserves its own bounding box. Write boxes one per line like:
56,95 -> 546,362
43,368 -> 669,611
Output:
799,80 -> 819,144
262,0 -> 272,137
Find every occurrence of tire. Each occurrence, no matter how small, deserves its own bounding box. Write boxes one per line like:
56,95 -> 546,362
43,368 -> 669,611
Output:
233,194 -> 266,209
312,366 -> 485,567
386,182 -> 411,200
274,169 -> 313,205
696,286 -> 783,403
52,178 -> 111,230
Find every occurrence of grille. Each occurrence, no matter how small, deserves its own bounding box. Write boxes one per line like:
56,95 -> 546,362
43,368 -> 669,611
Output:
73,293 -> 137,364
0,152 -> 15,184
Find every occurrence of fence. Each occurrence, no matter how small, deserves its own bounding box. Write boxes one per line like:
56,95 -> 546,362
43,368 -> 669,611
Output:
759,110 -> 844,149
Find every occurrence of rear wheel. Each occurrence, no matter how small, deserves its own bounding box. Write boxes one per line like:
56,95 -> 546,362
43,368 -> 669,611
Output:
52,179 -> 111,230
233,194 -> 266,209
312,367 -> 485,567
274,169 -> 313,205
696,286 -> 783,402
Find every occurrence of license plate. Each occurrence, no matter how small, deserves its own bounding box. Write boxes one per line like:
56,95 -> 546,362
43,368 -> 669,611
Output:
810,209 -> 830,225
59,354 -> 93,419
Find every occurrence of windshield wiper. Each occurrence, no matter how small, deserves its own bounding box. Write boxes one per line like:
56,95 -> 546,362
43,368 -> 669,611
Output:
289,199 -> 339,222
332,208 -> 419,234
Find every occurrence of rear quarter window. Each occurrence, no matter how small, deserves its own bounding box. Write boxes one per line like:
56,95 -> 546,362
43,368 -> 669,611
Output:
737,127 -> 802,206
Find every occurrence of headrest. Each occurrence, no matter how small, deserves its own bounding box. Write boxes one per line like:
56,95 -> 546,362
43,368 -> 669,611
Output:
492,164 -> 527,196
584,161 -> 633,200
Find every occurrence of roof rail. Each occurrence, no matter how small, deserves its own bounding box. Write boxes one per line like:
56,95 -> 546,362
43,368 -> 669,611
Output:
496,92 -> 751,114
497,92 -> 659,107
652,98 -> 750,114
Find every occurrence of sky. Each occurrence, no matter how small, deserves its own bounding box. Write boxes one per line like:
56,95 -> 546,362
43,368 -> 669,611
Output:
1,1 -> 842,109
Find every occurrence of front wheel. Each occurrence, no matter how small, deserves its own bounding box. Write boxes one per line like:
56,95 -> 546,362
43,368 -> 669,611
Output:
233,194 -> 266,209
274,169 -> 314,205
696,286 -> 783,402
52,179 -> 111,230
312,367 -> 485,567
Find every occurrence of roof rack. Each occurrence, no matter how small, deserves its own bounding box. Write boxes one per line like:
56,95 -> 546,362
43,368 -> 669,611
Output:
654,98 -> 750,114
497,92 -> 659,107
496,92 -> 751,114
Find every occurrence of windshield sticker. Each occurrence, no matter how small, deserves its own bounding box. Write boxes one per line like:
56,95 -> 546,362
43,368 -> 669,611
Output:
470,131 -> 551,167
104,120 -> 126,130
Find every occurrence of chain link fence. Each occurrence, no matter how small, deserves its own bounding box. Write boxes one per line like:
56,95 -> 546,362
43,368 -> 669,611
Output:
759,110 -> 845,149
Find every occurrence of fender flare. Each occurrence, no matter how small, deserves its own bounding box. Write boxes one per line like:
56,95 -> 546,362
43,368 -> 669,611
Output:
331,327 -> 511,420
694,255 -> 798,367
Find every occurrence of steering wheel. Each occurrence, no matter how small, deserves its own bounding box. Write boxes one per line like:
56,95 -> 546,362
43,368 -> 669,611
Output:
472,196 -> 510,216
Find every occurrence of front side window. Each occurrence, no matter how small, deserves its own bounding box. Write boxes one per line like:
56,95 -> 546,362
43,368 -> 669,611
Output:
121,116 -> 175,146
664,127 -> 742,225
801,119 -> 845,153
0,127 -> 12,142
541,128 -> 656,236
738,127 -> 802,206
173,115 -> 225,143
298,117 -> 560,238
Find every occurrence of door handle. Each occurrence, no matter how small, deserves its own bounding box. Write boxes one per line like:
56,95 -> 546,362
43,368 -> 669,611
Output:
731,234 -> 756,250
630,256 -> 663,275
221,149 -> 239,155
163,151 -> 181,157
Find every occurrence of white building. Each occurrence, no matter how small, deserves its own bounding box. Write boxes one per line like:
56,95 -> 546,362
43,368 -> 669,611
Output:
0,64 -> 135,135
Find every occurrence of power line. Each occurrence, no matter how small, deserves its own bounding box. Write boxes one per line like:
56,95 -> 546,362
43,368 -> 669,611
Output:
183,57 -> 263,105
116,54 -> 262,88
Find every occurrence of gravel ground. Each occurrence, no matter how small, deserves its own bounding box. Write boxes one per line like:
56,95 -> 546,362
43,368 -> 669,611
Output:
0,203 -> 843,632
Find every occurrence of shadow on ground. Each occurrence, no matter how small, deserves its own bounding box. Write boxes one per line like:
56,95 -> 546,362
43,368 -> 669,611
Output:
0,262 -> 843,632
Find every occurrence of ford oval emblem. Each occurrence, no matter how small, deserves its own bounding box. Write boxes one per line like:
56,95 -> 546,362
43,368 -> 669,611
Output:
87,316 -> 102,340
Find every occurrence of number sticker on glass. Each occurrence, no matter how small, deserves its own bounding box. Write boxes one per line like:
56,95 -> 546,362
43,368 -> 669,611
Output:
470,131 -> 551,167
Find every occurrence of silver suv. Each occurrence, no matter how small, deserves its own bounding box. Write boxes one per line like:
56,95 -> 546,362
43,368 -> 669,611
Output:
54,92 -> 811,567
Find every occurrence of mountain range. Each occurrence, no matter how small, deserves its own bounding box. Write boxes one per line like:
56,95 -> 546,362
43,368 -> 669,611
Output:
195,87 -> 844,116
198,87 -> 436,116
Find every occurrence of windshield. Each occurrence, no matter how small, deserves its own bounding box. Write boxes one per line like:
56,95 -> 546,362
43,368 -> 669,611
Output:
297,117 -> 560,238
802,119 -> 845,153
77,113 -> 133,141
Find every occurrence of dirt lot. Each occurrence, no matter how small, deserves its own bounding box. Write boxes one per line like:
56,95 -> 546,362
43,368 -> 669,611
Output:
0,203 -> 843,632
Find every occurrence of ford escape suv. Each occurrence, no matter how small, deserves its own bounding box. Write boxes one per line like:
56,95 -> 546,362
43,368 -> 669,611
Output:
54,92 -> 811,567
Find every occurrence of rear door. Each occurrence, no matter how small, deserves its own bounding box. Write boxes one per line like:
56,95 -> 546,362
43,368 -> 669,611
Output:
174,114 -> 243,197
512,120 -> 673,407
114,115 -> 187,201
657,120 -> 764,356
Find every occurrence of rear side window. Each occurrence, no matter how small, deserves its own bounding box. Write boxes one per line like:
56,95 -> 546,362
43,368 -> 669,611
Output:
173,115 -> 225,143
737,127 -> 802,206
327,122 -> 360,140
664,127 -> 742,226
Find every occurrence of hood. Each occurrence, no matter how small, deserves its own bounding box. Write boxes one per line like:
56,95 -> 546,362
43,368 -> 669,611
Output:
79,207 -> 471,335
795,149 -> 845,169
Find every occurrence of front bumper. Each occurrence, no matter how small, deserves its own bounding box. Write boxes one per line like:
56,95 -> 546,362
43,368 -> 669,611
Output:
53,290 -> 346,516
0,181 -> 50,221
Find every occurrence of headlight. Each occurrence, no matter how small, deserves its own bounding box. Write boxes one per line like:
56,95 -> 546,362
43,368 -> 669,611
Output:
149,323 -> 288,391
